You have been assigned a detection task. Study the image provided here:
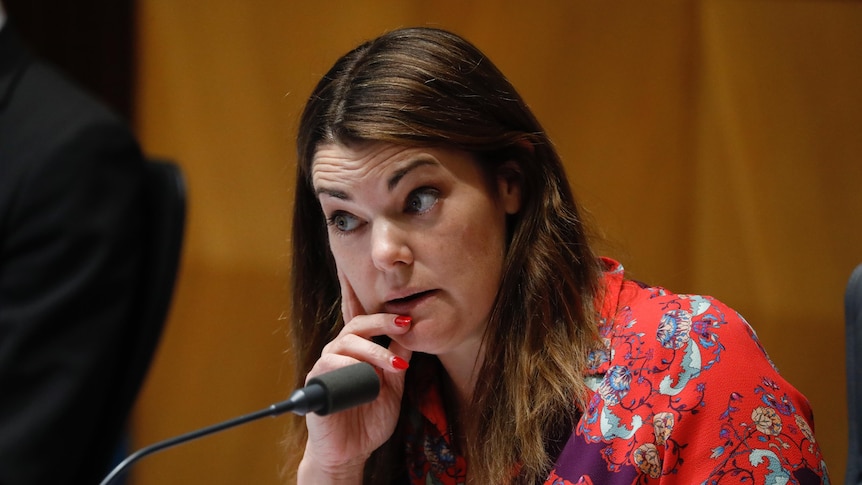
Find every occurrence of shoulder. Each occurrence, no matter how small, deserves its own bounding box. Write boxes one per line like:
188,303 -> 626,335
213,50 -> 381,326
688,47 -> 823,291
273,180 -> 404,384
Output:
576,269 -> 829,483
615,285 -> 775,373
601,281 -> 797,418
0,53 -> 143,212
0,47 -> 137,168
5,50 -> 120,126
592,264 -> 779,388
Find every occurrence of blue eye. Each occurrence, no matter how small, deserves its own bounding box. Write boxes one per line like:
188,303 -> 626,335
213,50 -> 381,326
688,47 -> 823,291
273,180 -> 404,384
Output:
327,212 -> 361,232
405,188 -> 439,214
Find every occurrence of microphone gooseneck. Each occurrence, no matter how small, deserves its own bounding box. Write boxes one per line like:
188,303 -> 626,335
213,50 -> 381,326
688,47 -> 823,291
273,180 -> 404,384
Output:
99,362 -> 380,485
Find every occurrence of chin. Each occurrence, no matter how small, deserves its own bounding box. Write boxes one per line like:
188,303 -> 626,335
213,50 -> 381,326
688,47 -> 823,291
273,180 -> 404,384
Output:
391,331 -> 439,355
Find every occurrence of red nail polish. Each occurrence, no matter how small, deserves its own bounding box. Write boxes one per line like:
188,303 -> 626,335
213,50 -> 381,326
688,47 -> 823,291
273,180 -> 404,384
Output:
391,355 -> 410,370
394,315 -> 412,327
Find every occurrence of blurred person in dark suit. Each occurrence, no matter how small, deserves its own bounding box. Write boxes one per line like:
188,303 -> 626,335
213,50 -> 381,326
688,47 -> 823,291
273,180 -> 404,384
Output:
0,2 -> 146,483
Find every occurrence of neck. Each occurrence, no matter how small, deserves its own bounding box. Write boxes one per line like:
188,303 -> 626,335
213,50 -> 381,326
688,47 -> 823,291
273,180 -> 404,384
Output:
437,343 -> 485,408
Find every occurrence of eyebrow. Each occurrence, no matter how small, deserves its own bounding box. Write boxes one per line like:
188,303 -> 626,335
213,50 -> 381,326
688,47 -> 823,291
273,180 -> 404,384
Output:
314,157 -> 440,199
387,158 -> 438,192
315,186 -> 349,199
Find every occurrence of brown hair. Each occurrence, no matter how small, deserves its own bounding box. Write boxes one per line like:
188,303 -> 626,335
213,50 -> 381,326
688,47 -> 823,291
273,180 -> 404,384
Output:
288,27 -> 602,484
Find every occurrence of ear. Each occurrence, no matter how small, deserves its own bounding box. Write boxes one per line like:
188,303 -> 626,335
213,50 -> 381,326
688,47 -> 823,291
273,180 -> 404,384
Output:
496,160 -> 523,215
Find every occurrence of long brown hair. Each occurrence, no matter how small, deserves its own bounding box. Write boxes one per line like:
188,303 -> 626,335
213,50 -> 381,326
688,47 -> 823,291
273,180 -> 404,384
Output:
287,27 -> 602,484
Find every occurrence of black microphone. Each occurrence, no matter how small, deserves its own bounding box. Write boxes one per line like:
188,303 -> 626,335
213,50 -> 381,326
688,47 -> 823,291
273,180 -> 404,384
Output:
99,362 -> 380,485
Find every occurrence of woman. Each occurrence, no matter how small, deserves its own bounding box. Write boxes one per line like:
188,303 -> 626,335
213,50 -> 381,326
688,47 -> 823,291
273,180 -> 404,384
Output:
287,27 -> 828,484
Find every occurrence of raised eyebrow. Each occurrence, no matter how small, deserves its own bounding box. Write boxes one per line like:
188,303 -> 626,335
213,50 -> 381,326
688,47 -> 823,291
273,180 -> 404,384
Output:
388,158 -> 439,192
314,187 -> 350,200
314,157 -> 439,199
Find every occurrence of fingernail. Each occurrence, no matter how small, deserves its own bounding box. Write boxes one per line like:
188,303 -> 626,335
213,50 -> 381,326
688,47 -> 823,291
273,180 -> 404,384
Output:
391,355 -> 410,370
394,315 -> 412,327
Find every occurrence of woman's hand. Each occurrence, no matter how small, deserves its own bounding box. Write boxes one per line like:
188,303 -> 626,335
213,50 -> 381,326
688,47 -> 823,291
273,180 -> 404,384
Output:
297,272 -> 413,484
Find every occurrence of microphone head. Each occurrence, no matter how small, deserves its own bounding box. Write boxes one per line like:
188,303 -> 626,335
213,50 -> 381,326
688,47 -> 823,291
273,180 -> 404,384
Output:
306,362 -> 381,416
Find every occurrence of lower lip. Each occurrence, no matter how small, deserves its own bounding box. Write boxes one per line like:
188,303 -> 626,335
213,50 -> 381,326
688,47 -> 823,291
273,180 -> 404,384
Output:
384,290 -> 437,315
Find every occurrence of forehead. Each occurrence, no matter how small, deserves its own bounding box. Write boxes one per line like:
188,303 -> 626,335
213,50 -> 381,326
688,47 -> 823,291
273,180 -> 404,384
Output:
311,142 -> 415,187
311,142 -> 488,196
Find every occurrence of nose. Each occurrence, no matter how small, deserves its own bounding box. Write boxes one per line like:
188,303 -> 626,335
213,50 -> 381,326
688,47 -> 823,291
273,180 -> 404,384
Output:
370,220 -> 413,272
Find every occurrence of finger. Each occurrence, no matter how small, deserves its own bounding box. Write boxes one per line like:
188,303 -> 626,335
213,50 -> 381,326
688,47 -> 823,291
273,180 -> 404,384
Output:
337,268 -> 365,323
387,339 -> 413,369
334,313 -> 413,341
304,352 -> 363,383
322,333 -> 411,373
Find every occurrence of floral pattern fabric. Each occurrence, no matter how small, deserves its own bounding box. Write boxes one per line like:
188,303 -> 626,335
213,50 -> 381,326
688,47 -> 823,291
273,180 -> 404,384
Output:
403,258 -> 829,484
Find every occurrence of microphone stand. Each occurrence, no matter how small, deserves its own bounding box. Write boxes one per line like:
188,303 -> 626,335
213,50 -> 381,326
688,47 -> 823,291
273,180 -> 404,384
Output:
99,362 -> 379,485
99,399 -> 297,485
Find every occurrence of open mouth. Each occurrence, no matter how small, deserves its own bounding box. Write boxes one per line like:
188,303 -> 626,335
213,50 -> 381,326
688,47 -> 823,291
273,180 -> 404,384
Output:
384,289 -> 437,314
388,290 -> 434,305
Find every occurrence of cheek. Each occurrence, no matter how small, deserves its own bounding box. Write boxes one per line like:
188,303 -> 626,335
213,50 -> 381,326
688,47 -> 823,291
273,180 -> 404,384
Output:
328,231 -> 366,266
329,241 -> 358,278
441,210 -> 507,295
330,242 -> 377,304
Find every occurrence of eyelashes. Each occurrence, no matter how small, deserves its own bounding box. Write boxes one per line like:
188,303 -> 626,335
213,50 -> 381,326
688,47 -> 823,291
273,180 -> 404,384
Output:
326,211 -> 361,232
405,187 -> 440,214
324,186 -> 441,234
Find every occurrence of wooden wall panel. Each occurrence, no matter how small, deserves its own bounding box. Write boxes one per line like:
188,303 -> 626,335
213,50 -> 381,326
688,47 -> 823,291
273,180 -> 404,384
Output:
131,1 -> 861,482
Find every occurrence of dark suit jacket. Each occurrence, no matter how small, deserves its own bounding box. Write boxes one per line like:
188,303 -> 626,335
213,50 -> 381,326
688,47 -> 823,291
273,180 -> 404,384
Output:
0,24 -> 146,484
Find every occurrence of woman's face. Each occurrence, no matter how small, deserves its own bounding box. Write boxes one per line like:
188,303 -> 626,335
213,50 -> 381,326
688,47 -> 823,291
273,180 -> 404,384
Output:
311,141 -> 521,360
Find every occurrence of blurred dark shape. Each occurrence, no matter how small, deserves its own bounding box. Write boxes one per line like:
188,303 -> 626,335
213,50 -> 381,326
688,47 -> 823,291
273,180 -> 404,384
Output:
4,0 -> 136,121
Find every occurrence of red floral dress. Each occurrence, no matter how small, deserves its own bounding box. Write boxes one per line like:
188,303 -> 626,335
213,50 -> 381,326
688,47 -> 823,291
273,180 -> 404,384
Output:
402,258 -> 829,484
